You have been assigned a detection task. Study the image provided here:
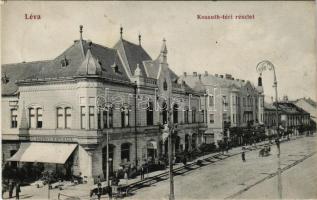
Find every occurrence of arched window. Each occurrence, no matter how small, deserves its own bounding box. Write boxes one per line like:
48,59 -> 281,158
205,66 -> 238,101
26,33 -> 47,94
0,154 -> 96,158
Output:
65,107 -> 71,128
121,143 -> 131,162
103,106 -> 113,128
57,107 -> 72,129
163,80 -> 168,91
173,104 -> 178,123
184,107 -> 189,124
29,108 -> 36,128
57,107 -> 64,128
162,102 -> 168,124
121,107 -> 129,128
147,102 -> 154,125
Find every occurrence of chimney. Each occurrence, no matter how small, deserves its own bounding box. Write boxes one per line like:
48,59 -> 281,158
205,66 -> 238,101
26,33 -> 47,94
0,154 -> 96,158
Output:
258,76 -> 262,87
183,72 -> 187,77
204,71 -> 208,76
215,74 -> 218,77
138,33 -> 142,46
220,75 -> 224,78
198,74 -> 201,80
193,72 -> 197,77
225,74 -> 232,79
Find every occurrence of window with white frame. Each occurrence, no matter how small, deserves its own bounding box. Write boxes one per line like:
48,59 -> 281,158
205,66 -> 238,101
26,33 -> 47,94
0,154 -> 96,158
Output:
80,106 -> 86,129
29,108 -> 36,128
57,107 -> 64,128
209,114 -> 214,124
37,108 -> 43,128
10,109 -> 18,128
89,106 -> 95,129
65,107 -> 71,128
209,95 -> 214,107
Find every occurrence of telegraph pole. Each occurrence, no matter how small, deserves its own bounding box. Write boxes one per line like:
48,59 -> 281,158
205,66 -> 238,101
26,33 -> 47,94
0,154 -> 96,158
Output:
256,60 -> 282,199
168,125 -> 175,200
106,130 -> 110,186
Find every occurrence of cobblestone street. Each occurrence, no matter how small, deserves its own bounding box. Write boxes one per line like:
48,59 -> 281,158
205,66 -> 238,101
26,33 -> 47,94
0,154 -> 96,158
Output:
2,135 -> 316,200
125,135 -> 316,200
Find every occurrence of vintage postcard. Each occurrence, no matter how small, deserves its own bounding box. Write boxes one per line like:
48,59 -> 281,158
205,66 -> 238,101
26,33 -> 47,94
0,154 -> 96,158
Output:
1,1 -> 316,199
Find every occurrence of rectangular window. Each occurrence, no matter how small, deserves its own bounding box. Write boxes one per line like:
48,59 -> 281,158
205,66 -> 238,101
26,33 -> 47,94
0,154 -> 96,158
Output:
29,108 -> 36,128
125,110 -> 129,127
57,107 -> 64,128
209,114 -> 214,124
11,109 -> 18,128
192,109 -> 196,123
80,106 -> 86,129
209,96 -> 214,107
65,107 -> 71,129
37,108 -> 43,128
109,109 -> 113,128
223,96 -> 228,110
201,110 -> 204,123
184,109 -> 189,124
103,110 -> 108,128
89,106 -> 95,129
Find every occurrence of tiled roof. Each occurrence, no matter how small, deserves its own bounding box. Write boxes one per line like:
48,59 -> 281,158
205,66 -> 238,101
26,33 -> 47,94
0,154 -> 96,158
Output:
276,102 -> 309,115
113,39 -> 151,77
2,60 -> 50,95
179,74 -> 246,92
29,40 -> 130,81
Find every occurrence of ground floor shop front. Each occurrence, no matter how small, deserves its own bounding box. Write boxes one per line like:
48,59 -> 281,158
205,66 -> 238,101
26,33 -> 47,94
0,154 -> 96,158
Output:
2,128 -> 204,185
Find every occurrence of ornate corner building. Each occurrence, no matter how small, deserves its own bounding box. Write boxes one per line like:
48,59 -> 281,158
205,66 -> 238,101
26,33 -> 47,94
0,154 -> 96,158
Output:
1,26 -> 207,184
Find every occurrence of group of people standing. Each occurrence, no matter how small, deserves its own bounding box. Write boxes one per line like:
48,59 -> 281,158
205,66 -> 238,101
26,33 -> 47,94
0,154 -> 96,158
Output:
2,180 -> 21,199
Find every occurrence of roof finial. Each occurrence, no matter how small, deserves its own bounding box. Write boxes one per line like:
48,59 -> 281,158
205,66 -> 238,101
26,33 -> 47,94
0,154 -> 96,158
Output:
120,25 -> 123,39
79,25 -> 83,40
138,33 -> 141,46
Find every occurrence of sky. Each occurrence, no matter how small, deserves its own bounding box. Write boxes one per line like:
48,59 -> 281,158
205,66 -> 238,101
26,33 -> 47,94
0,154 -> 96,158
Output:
1,1 -> 316,102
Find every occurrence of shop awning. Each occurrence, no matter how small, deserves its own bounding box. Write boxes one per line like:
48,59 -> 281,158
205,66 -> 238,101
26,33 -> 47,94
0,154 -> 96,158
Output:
7,142 -> 77,164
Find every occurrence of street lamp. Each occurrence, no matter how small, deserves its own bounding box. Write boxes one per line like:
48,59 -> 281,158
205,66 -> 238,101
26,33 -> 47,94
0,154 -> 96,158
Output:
256,60 -> 282,199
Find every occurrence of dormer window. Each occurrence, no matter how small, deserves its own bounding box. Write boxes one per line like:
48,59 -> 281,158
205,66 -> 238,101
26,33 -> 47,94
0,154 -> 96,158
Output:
111,63 -> 120,73
2,73 -> 9,84
61,56 -> 69,67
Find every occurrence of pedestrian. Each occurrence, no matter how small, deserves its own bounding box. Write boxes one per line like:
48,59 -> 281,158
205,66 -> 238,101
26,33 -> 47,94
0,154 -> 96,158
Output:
140,165 -> 144,180
124,171 -> 128,185
241,151 -> 246,162
96,175 -> 101,185
15,182 -> 21,200
106,185 -> 112,200
96,183 -> 102,200
9,180 -> 14,198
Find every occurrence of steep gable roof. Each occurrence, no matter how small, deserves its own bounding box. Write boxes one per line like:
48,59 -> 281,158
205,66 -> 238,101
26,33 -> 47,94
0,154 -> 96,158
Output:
113,39 -> 151,77
17,40 -> 130,81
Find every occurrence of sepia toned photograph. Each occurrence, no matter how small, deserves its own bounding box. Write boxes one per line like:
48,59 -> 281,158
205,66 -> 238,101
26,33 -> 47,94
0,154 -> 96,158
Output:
1,1 -> 316,199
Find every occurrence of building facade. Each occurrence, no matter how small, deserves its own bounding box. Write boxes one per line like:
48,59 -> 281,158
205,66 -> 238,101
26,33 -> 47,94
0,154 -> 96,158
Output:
179,72 -> 264,146
264,100 -> 311,136
1,26 -> 206,184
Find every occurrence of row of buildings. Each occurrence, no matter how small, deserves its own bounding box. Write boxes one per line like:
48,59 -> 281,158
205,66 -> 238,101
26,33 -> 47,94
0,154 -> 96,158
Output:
1,26 -> 314,184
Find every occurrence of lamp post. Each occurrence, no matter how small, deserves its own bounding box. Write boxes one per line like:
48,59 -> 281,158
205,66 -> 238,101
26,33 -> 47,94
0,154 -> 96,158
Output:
256,60 -> 282,199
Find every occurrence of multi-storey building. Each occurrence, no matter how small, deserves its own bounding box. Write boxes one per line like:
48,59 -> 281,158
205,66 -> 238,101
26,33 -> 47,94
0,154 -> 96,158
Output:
1,26 -> 206,183
294,97 -> 316,123
264,99 -> 311,136
179,72 -> 264,146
